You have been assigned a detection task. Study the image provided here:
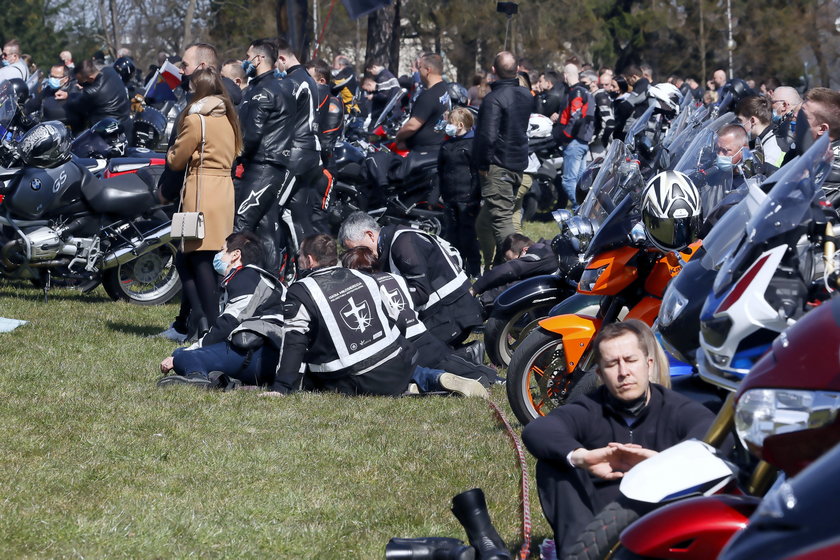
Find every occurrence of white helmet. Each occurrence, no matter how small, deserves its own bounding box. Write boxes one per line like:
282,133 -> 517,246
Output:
642,170 -> 701,252
648,83 -> 683,113
528,113 -> 554,138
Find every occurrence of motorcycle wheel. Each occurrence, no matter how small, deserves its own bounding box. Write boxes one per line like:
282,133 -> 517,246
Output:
484,303 -> 554,367
506,327 -> 591,425
566,502 -> 643,560
103,242 -> 181,305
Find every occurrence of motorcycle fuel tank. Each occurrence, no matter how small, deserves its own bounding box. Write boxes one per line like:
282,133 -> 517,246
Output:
5,161 -> 85,220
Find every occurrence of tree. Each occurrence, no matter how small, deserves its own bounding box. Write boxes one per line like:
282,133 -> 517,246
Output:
364,0 -> 400,72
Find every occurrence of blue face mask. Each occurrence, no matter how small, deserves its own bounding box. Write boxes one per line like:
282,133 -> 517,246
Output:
274,69 -> 287,79
772,113 -> 782,125
716,154 -> 734,171
212,251 -> 229,276
241,59 -> 257,79
48,77 -> 62,90
1,60 -> 9,67
444,123 -> 459,137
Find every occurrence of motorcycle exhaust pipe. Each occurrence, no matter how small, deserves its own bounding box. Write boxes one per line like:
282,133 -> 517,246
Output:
101,222 -> 173,270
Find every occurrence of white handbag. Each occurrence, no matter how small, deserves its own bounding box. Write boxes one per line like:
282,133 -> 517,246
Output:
171,114 -> 206,245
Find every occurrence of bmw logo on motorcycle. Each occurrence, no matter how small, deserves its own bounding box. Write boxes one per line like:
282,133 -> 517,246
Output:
30,178 -> 42,191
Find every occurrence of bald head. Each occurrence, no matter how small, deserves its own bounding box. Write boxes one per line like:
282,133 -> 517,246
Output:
772,86 -> 803,117
564,63 -> 579,86
717,123 -> 749,165
493,51 -> 517,80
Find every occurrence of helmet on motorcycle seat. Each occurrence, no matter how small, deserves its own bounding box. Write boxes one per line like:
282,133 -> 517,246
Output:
131,107 -> 167,150
19,121 -> 72,168
528,113 -> 554,139
648,83 -> 682,114
642,170 -> 701,252
90,118 -> 127,156
446,82 -> 469,107
7,78 -> 30,106
113,56 -> 137,84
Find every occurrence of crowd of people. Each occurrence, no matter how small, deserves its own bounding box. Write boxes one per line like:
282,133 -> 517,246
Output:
6,35 -> 840,559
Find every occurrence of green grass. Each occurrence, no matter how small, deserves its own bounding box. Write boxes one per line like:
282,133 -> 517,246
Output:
0,259 -> 551,558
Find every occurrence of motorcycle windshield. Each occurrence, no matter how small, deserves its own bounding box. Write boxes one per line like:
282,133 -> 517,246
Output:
577,140 -> 644,228
584,194 -> 638,259
624,105 -> 656,151
700,182 -> 767,270
713,134 -> 834,296
371,88 -> 407,131
660,105 -> 692,150
665,110 -> 733,171
0,82 -> 17,139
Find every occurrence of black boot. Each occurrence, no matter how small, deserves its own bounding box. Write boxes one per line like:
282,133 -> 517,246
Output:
451,489 -> 512,560
385,537 -> 475,559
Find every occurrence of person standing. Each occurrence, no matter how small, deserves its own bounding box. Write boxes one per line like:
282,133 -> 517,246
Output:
63,60 -> 131,134
163,67 -> 241,337
0,40 -> 29,83
234,38 -> 295,274
395,53 -> 450,152
473,51 -> 532,265
553,63 -> 595,211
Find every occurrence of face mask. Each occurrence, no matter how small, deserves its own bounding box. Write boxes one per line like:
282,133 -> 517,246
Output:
772,113 -> 782,125
444,123 -> 459,137
242,59 -> 257,79
212,251 -> 229,276
274,69 -> 286,79
180,73 -> 190,91
716,154 -> 734,171
48,77 -> 62,90
1,60 -> 9,67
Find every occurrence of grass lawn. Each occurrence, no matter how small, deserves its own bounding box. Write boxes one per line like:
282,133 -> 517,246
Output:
0,219 -> 558,559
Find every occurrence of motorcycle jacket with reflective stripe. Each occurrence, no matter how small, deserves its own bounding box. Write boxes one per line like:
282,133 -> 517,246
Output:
280,65 -> 321,153
196,265 -> 286,350
276,266 -> 403,390
371,272 -> 427,340
239,70 -> 295,166
377,225 -> 470,312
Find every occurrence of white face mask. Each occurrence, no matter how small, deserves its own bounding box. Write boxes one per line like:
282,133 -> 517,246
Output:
445,123 -> 459,137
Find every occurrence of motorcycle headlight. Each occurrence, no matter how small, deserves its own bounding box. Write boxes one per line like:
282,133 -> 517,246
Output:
658,287 -> 688,327
735,389 -> 840,451
579,265 -> 607,292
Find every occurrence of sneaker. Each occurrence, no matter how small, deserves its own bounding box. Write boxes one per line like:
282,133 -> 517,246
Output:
403,383 -> 421,396
463,340 -> 487,366
156,372 -> 212,388
438,372 -> 489,398
156,323 -> 189,343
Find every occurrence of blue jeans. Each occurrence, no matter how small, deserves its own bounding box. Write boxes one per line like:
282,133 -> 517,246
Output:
562,139 -> 589,210
412,366 -> 447,392
172,343 -> 277,385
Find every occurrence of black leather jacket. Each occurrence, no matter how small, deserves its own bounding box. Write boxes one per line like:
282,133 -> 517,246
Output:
473,78 -> 533,172
315,82 -> 344,154
239,70 -> 295,166
280,65 -> 321,153
65,67 -> 131,131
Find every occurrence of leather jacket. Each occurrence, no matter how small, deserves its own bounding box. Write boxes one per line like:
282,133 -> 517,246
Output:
65,67 -> 131,131
238,70 -> 295,166
315,82 -> 344,154
280,65 -> 321,154
473,78 -> 533,172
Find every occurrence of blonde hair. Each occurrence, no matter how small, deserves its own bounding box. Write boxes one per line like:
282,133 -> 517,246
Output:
448,106 -> 474,130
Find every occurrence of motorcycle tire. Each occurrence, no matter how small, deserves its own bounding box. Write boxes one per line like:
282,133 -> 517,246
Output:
566,501 -> 642,560
506,327 -> 591,425
484,303 -> 555,367
103,242 -> 181,305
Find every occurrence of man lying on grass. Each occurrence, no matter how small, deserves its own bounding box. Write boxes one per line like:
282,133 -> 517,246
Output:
157,231 -> 286,389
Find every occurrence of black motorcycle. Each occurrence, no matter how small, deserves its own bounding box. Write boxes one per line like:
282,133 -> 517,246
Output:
0,84 -> 179,305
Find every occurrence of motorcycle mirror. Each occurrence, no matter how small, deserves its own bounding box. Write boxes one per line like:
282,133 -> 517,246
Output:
552,208 -> 573,227
629,222 -> 647,246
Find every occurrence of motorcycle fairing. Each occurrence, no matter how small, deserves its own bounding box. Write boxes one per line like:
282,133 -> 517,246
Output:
536,314 -> 602,371
579,246 -> 639,295
493,274 -> 569,319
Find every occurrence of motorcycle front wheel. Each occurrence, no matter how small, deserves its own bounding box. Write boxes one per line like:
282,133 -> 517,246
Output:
103,242 -> 181,305
484,303 -> 554,367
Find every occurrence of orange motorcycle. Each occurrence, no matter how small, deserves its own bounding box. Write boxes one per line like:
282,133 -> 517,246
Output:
505,192 -> 702,425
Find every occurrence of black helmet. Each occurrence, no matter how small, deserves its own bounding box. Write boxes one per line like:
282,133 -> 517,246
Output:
7,78 -> 30,105
642,170 -> 702,252
131,107 -> 167,149
113,56 -> 137,84
721,78 -> 752,105
71,118 -> 128,158
19,121 -> 72,168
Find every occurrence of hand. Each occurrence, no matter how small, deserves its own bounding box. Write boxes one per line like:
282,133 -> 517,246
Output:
571,444 -> 658,480
54,90 -> 68,100
550,112 -> 560,122
160,356 -> 175,373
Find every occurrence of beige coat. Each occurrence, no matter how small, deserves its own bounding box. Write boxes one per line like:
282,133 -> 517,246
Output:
167,96 -> 236,252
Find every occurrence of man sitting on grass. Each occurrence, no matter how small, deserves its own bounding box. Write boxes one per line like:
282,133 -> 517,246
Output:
157,232 -> 285,389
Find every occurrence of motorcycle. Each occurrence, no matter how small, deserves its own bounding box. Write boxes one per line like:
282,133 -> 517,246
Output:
697,133 -> 836,392
615,283 -> 840,560
0,82 -> 180,305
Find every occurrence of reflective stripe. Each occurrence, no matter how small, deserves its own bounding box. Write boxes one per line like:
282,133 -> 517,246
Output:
388,229 -> 466,312
300,269 -> 401,373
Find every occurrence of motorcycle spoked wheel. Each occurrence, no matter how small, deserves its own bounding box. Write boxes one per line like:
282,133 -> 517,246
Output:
506,327 -> 592,425
103,242 -> 181,305
484,303 -> 555,367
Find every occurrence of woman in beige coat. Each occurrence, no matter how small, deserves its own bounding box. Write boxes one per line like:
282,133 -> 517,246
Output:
165,67 -> 242,335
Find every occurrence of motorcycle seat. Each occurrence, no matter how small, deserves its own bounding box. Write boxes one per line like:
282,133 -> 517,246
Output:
84,172 -> 157,216
399,150 -> 438,176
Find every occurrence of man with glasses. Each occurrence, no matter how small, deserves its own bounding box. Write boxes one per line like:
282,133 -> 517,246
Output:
771,86 -> 803,153
0,40 -> 29,84
25,64 -> 73,123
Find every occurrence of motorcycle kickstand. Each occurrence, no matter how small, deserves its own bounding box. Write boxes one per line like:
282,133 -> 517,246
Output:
43,270 -> 51,303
